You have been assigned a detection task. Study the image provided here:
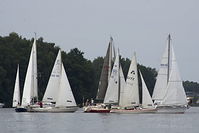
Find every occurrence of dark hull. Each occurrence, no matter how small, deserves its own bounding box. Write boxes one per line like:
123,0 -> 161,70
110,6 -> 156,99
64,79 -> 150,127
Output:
85,109 -> 110,113
15,107 -> 27,112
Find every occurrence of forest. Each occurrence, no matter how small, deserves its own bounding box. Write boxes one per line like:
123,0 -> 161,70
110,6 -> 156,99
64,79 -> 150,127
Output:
0,32 -> 199,107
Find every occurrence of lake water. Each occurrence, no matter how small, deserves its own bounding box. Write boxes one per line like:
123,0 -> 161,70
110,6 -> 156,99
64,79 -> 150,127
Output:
0,107 -> 199,133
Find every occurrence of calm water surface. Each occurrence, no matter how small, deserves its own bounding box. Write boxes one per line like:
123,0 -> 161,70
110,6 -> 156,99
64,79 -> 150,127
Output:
0,107 -> 199,133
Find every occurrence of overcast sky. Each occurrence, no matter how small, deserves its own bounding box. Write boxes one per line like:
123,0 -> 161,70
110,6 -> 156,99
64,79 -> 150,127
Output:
0,0 -> 198,82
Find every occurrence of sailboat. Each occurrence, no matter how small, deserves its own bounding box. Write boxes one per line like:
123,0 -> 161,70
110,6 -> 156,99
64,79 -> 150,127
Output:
111,53 -> 156,113
84,37 -> 116,113
104,49 -> 120,105
153,34 -> 188,113
119,53 -> 139,108
95,37 -> 115,102
139,71 -> 156,110
152,35 -> 171,105
12,65 -> 20,107
15,37 -> 39,112
0,103 -> 4,108
84,49 -> 125,113
30,50 -> 78,112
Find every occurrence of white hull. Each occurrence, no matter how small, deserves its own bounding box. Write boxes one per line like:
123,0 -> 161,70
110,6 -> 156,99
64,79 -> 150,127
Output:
28,106 -> 78,113
156,106 -> 187,114
0,103 -> 4,108
110,108 -> 157,114
83,105 -> 110,113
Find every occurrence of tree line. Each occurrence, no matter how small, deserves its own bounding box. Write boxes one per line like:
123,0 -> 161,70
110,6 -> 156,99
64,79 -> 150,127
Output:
0,32 -> 198,107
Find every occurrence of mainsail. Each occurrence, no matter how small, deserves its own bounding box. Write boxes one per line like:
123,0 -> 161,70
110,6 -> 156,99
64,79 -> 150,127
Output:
161,46 -> 187,106
43,50 -> 77,107
152,35 -> 171,102
13,65 -> 20,107
120,53 -> 139,107
21,38 -> 38,106
96,38 -> 114,100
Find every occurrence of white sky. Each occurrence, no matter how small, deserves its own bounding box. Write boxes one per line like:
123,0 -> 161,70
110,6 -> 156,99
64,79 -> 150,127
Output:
0,0 -> 199,82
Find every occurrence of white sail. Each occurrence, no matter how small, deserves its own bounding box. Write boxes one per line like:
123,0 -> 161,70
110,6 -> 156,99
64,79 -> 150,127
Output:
42,50 -> 62,103
104,50 -> 120,104
21,39 -> 38,106
161,46 -> 187,106
32,39 -> 38,98
118,64 -> 126,106
13,65 -> 20,107
120,53 -> 139,107
152,41 -> 170,102
140,71 -> 155,109
111,36 -> 116,61
55,63 -> 77,107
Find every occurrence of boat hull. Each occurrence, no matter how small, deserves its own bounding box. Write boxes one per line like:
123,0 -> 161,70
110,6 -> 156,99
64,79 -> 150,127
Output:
0,103 -> 4,108
83,106 -> 110,113
29,106 -> 78,113
110,108 -> 157,114
156,106 -> 187,114
15,107 -> 27,112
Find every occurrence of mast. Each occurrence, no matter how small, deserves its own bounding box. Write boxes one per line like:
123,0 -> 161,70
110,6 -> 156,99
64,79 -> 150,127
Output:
118,49 -> 120,105
33,32 -> 38,103
108,37 -> 113,81
167,34 -> 171,83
